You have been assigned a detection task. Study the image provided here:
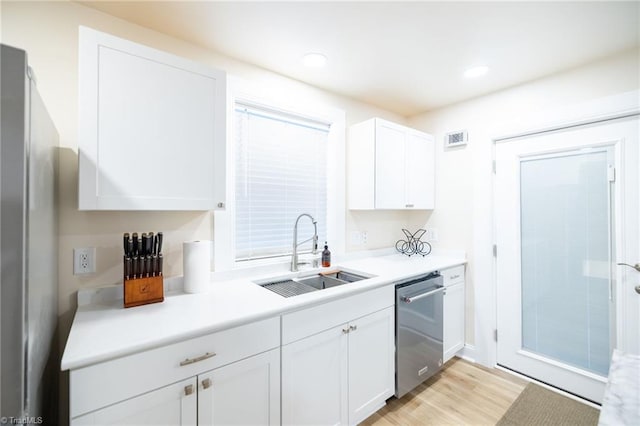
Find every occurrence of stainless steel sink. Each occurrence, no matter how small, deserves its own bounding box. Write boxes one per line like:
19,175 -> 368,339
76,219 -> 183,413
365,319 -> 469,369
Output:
296,275 -> 346,290
256,270 -> 370,298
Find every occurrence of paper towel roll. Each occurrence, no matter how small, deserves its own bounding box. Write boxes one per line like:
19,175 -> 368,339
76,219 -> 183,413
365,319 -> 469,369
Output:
183,240 -> 211,294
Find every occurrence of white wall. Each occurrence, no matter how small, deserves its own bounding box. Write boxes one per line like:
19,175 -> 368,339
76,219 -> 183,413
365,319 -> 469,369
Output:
408,48 -> 639,361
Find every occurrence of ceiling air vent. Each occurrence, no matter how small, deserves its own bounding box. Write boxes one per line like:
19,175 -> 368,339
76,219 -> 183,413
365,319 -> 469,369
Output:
445,130 -> 468,148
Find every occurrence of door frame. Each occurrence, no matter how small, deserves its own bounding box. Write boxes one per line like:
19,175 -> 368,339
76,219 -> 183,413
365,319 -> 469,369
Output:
472,93 -> 640,370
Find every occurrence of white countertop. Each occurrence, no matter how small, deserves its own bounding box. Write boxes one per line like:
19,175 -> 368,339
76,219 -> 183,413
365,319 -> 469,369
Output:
598,349 -> 640,425
61,252 -> 465,371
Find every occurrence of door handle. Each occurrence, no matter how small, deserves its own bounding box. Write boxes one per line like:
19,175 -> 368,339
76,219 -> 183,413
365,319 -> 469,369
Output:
401,286 -> 444,303
180,351 -> 216,366
617,263 -> 640,272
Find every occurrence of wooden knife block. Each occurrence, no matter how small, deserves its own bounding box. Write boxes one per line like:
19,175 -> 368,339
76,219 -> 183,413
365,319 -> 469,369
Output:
124,275 -> 164,308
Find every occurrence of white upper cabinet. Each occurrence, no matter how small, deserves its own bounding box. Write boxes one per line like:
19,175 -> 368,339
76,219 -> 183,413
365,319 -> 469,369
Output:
348,118 -> 435,210
77,27 -> 226,210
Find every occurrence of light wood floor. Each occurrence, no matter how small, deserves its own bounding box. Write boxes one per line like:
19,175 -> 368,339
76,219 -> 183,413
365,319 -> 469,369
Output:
361,357 -> 528,426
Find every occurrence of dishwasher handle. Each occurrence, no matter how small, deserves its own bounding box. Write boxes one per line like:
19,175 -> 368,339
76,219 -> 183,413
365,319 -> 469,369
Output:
401,286 -> 444,304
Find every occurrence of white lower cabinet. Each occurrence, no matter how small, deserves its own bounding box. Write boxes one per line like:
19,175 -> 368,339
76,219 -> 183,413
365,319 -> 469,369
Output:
69,317 -> 280,426
442,265 -> 466,362
69,286 -> 398,426
198,348 -> 280,426
73,349 -> 280,426
282,306 -> 395,426
347,307 -> 395,424
282,324 -> 349,425
72,377 -> 198,426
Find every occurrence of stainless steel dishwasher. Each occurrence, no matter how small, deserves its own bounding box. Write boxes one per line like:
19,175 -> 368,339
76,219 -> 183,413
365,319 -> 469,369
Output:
395,272 -> 444,398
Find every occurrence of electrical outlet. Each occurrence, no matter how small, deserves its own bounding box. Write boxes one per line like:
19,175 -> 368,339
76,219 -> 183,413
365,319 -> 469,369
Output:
350,231 -> 367,246
74,247 -> 96,275
425,228 -> 439,242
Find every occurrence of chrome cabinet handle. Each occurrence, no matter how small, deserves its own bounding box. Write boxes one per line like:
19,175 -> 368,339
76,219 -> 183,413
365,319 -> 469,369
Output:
202,378 -> 212,389
343,325 -> 358,333
184,384 -> 194,396
618,262 -> 640,272
401,286 -> 444,304
405,204 -> 414,208
180,352 -> 216,367
449,274 -> 460,280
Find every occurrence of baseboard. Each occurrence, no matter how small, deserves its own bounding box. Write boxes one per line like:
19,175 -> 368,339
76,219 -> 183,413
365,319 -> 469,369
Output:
458,344 -> 477,363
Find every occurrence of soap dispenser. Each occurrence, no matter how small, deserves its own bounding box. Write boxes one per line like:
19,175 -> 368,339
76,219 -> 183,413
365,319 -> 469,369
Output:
322,242 -> 331,267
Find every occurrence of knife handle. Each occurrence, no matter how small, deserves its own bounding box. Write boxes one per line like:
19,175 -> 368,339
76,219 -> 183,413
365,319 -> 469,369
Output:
157,232 -> 163,255
158,253 -> 163,276
139,256 -> 145,278
132,233 -> 138,255
151,254 -> 158,277
123,233 -> 130,256
147,232 -> 154,254
145,256 -> 152,278
141,233 -> 148,256
128,238 -> 134,257
126,257 -> 132,280
133,256 -> 139,278
123,255 -> 128,279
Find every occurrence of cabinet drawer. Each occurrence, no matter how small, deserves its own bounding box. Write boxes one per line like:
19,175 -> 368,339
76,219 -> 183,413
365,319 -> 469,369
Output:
442,265 -> 465,286
70,316 -> 279,418
282,285 -> 394,345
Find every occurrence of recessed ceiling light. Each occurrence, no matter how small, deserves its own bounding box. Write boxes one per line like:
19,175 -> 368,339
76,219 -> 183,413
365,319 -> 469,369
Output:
464,65 -> 489,79
303,53 -> 327,68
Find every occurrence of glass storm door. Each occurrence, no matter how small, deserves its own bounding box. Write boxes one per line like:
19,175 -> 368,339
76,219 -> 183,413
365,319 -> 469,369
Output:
495,117 -> 639,403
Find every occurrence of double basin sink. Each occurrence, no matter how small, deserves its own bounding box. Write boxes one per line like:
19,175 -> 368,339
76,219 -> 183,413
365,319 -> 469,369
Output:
256,270 -> 372,298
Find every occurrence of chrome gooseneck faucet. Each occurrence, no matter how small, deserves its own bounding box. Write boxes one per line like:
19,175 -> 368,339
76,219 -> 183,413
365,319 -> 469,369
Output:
291,213 -> 318,272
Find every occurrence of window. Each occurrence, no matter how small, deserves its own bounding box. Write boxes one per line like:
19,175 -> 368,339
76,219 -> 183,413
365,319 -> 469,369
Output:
234,103 -> 330,261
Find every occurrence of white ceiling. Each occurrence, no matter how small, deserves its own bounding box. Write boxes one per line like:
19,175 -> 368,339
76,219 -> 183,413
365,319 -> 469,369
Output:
79,1 -> 639,117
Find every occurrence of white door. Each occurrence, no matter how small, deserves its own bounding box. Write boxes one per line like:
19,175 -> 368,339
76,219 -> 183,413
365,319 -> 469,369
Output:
281,325 -> 349,425
443,282 -> 465,362
198,348 -> 280,426
405,131 -> 435,209
375,120 -> 406,209
348,307 -> 395,425
78,27 -> 226,210
495,117 -> 639,403
72,377 -> 197,426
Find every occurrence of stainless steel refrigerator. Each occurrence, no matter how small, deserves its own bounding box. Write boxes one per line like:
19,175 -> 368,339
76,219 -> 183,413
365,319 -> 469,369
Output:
1,44 -> 59,420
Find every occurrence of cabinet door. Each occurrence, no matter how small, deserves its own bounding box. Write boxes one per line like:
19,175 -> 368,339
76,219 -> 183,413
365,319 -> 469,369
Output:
198,348 -> 280,426
282,325 -> 348,425
444,282 -> 465,362
78,27 -> 226,210
72,377 -> 197,426
348,307 -> 395,425
375,120 -> 406,209
405,131 -> 435,209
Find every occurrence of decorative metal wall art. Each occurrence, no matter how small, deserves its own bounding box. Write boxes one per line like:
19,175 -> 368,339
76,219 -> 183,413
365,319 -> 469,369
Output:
396,228 -> 432,257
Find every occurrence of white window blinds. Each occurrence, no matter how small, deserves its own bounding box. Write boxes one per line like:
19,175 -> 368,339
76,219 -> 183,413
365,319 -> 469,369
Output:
234,104 -> 329,261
